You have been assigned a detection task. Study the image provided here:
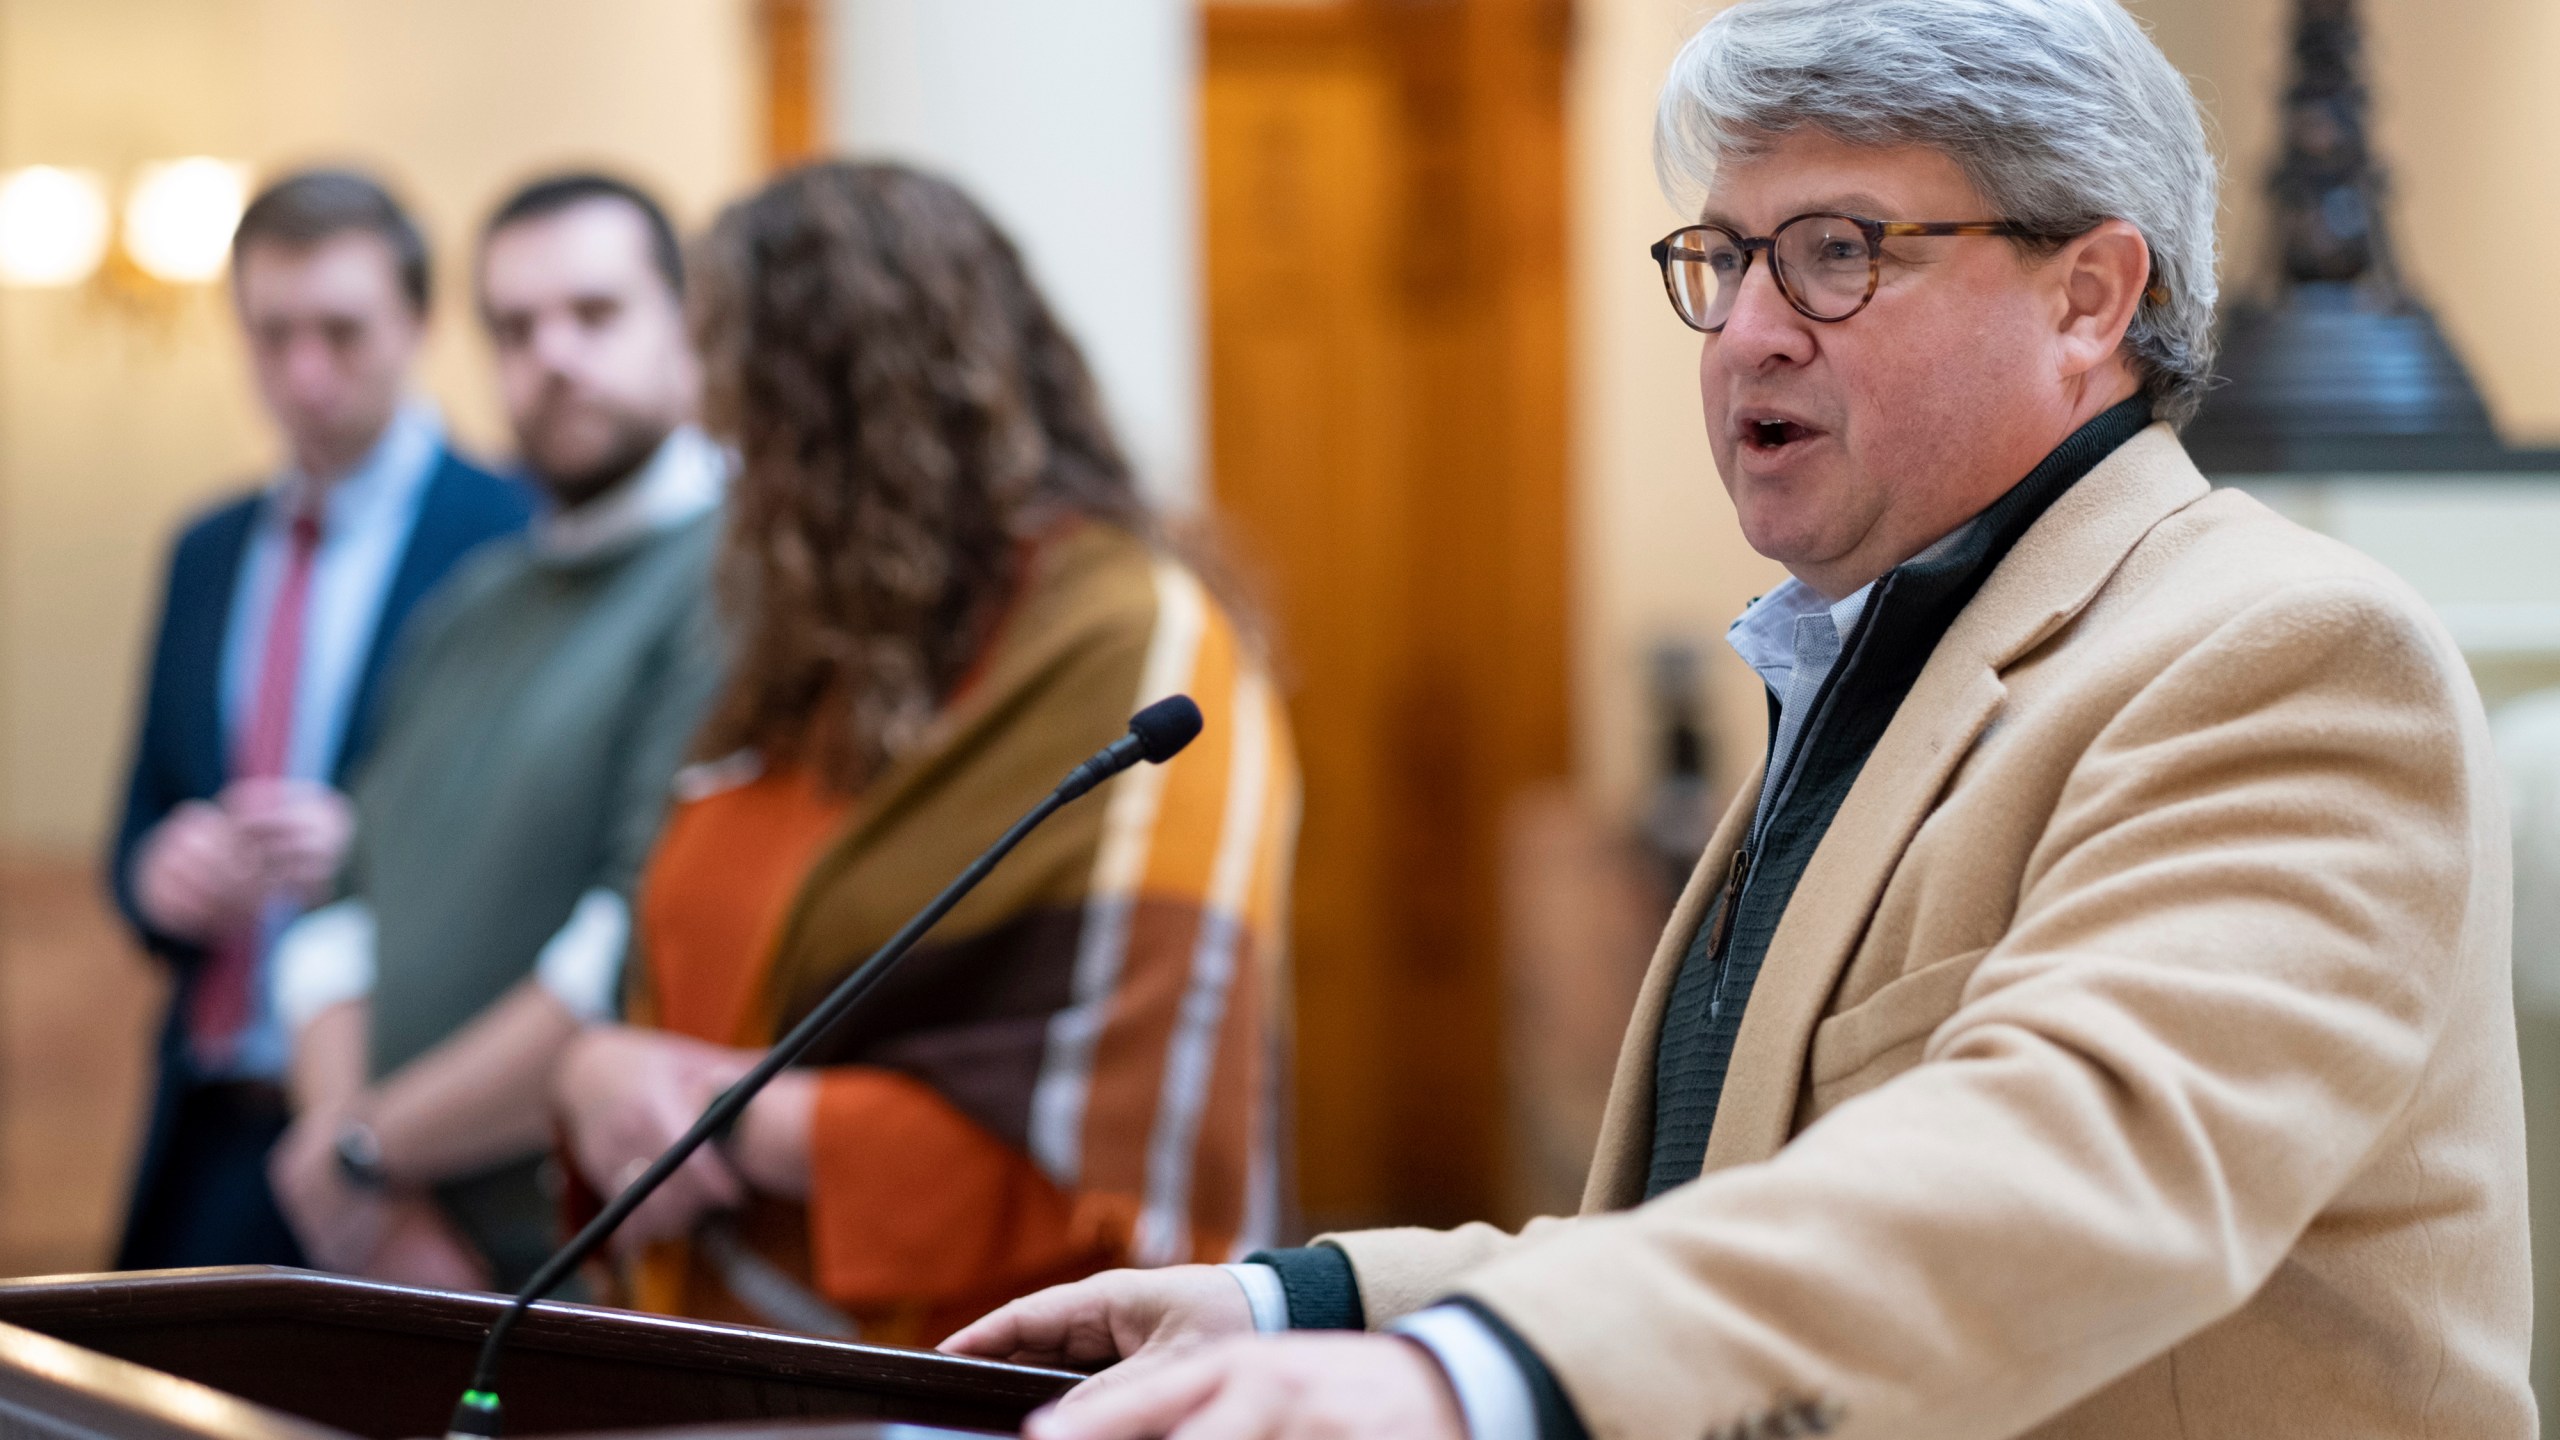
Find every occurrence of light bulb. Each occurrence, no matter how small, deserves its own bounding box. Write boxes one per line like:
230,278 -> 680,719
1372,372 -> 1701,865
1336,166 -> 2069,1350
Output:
125,158 -> 253,284
0,167 -> 112,287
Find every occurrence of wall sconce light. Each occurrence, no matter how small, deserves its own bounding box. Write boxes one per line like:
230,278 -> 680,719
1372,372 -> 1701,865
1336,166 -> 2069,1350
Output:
0,157 -> 252,296
124,158 -> 252,285
0,166 -> 113,287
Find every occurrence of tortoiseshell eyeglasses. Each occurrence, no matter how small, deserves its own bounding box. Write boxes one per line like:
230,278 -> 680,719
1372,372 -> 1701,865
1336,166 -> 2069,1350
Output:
1650,213 -> 2047,332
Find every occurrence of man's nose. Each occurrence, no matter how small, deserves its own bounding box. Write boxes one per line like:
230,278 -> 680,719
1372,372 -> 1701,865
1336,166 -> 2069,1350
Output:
529,315 -> 585,375
281,334 -> 342,394
1712,260 -> 1815,371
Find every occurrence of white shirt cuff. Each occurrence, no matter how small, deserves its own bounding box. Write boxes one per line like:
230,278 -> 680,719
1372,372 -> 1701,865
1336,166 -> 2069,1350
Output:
274,898 -> 377,1037
1220,1262 -> 1291,1333
1389,1304 -> 1539,1440
534,888 -> 631,1022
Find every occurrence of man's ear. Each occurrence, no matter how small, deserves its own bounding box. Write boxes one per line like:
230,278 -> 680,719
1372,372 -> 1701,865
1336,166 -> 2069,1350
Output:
2051,217 -> 2149,379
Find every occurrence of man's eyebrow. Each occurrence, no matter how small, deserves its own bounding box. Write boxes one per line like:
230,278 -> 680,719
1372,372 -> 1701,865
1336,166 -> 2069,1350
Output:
1697,192 -> 1898,229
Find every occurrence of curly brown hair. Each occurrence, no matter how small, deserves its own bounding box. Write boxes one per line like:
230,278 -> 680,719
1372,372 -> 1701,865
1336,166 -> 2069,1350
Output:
689,161 -> 1158,787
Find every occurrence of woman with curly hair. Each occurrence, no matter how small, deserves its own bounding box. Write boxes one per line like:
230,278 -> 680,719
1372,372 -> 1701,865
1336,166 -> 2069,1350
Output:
552,162 -> 1299,1343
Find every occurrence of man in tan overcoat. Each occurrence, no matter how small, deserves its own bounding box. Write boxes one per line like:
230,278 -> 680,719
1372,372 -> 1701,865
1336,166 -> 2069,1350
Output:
945,1 -> 2534,1436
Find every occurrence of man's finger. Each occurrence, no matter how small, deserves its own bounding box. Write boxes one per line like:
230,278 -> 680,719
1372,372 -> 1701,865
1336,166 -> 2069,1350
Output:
944,1285 -> 1109,1364
1045,1343 -> 1212,1403
941,1301 -> 1042,1360
1162,1376 -> 1284,1440
1031,1350 -> 1228,1440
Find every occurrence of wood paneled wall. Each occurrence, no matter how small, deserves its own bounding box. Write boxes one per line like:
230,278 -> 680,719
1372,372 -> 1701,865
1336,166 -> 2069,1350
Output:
758,0 -> 824,170
1203,0 -> 1573,1229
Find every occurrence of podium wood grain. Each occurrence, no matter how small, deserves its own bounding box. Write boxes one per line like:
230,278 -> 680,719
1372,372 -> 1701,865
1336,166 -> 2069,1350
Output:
0,1269 -> 1079,1440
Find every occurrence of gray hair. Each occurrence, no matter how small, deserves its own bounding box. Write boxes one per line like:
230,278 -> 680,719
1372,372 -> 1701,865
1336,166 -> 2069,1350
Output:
1656,0 -> 2218,426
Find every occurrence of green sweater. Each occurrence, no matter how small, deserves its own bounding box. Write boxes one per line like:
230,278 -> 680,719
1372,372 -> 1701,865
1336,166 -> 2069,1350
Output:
346,510 -> 725,1284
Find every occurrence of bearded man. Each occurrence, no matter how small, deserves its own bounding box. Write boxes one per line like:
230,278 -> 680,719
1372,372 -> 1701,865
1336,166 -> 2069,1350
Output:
264,173 -> 727,1291
945,1 -> 2534,1437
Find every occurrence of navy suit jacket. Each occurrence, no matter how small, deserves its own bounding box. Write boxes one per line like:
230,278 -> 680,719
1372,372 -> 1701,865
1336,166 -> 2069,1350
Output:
108,445 -> 529,1249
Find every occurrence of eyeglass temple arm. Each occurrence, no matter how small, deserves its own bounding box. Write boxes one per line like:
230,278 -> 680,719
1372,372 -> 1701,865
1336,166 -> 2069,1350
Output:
1873,220 -> 2035,238
1871,221 -> 2172,303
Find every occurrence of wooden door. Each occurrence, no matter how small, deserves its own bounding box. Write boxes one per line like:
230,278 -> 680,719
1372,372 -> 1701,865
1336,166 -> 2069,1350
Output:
1202,0 -> 1572,1230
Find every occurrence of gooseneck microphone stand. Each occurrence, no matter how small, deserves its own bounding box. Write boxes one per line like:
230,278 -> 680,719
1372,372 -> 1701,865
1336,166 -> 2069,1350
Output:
446,695 -> 1206,1440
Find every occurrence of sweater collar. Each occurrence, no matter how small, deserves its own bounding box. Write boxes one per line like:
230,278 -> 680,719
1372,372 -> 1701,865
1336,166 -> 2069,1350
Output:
534,425 -> 729,563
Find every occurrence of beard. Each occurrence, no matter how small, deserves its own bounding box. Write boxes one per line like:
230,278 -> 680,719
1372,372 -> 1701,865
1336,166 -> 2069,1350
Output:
521,392 -> 673,508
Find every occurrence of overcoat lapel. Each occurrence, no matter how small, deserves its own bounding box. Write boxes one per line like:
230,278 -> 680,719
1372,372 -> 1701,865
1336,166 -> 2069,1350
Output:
1703,665 -> 2007,1168
1585,425 -> 2215,1194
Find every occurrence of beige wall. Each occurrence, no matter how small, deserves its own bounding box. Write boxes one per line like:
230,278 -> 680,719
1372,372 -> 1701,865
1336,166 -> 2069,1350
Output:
0,0 -> 757,852
2136,0 -> 2560,446
1567,0 -> 2560,822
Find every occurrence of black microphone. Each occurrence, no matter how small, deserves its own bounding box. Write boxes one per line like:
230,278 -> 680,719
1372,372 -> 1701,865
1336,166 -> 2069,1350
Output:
1059,690 -> 1203,801
447,694 -> 1206,1440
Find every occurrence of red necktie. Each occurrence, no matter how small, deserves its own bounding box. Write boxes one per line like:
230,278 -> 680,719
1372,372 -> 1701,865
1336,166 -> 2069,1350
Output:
188,502 -> 323,1067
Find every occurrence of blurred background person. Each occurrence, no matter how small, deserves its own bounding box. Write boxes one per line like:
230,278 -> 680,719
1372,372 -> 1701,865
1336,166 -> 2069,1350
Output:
109,170 -> 532,1272
263,174 -> 725,1290
551,161 -> 1299,1346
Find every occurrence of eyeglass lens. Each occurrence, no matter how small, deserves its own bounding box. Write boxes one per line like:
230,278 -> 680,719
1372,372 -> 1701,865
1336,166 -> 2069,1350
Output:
1667,215 -> 1877,331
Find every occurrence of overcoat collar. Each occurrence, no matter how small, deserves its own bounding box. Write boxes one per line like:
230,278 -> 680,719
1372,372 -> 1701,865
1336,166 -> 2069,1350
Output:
1584,422 -> 2214,1208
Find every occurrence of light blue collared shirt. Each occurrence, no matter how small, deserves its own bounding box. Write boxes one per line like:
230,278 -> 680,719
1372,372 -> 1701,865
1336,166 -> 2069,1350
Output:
210,399 -> 443,1078
1724,518 -> 1980,845
1724,578 -> 1876,845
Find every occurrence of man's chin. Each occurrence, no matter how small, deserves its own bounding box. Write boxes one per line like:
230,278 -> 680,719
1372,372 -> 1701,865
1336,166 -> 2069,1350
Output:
530,430 -> 667,506
1734,504 -> 1857,576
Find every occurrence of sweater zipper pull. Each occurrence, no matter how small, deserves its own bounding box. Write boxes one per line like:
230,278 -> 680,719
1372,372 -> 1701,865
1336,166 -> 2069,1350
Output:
1703,844 -> 1749,968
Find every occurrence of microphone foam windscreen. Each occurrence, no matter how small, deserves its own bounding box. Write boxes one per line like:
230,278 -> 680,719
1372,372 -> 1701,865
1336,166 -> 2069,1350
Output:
1129,694 -> 1204,763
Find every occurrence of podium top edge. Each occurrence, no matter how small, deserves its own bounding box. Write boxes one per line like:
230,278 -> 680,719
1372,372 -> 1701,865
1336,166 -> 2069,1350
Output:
0,1268 -> 1083,1400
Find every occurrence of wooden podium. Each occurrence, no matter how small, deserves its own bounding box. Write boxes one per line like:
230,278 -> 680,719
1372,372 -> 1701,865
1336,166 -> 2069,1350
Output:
0,1269 -> 1080,1440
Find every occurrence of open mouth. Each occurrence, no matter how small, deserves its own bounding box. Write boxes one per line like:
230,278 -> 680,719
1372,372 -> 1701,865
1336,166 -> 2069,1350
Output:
1741,416 -> 1819,453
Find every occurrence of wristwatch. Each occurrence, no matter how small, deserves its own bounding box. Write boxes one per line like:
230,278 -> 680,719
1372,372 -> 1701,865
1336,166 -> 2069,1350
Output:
333,1118 -> 391,1190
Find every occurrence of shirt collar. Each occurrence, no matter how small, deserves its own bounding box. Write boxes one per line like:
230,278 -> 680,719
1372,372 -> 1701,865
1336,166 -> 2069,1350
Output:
270,399 -> 442,534
534,424 -> 729,561
1726,519 -> 1975,698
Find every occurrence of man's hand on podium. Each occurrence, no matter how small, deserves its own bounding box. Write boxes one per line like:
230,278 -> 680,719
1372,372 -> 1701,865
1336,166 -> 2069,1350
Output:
1039,1337 -> 1461,1440
940,1264 -> 1254,1372
943,1268 -> 1466,1440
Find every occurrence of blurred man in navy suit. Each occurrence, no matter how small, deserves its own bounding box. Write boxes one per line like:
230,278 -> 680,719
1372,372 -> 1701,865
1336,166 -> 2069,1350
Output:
109,169 -> 532,1270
